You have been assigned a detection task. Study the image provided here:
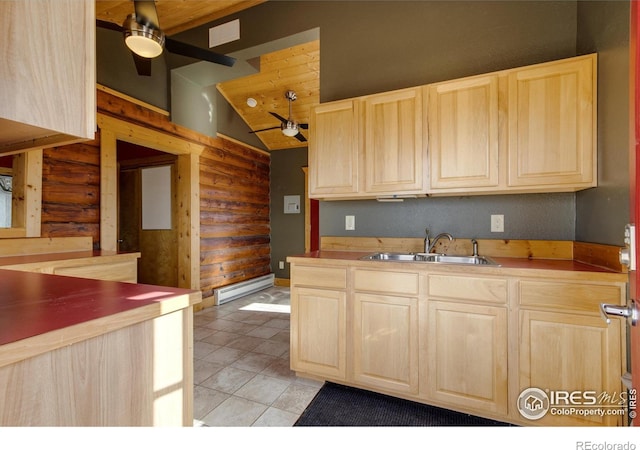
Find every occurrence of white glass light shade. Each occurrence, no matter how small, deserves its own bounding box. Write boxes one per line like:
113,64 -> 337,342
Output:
123,14 -> 165,58
282,122 -> 298,136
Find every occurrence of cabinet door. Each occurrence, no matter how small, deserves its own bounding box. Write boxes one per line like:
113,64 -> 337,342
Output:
426,301 -> 508,414
0,0 -> 96,153
427,75 -> 501,191
353,292 -> 420,394
309,100 -> 360,198
363,88 -> 426,194
508,55 -> 596,188
519,310 -> 623,426
290,287 -> 347,380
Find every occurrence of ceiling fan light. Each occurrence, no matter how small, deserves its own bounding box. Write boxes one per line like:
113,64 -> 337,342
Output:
282,122 -> 299,137
123,14 -> 165,58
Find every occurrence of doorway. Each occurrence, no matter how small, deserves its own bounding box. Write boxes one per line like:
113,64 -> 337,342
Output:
117,141 -> 178,287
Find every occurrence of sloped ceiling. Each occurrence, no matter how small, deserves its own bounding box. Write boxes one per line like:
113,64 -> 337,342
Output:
216,40 -> 319,151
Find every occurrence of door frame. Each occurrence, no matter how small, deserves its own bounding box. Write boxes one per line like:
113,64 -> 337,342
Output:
98,113 -> 204,291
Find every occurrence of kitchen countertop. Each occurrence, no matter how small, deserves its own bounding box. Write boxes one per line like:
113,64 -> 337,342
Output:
0,250 -> 139,267
0,269 -> 201,366
287,251 -> 628,281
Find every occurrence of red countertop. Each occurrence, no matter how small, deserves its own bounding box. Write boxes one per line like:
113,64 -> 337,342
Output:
288,250 -> 626,275
0,269 -> 200,346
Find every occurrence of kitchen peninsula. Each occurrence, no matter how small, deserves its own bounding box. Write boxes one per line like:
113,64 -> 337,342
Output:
0,269 -> 201,426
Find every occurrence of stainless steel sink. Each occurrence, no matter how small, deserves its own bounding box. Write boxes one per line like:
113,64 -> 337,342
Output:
360,252 -> 500,266
419,254 -> 499,266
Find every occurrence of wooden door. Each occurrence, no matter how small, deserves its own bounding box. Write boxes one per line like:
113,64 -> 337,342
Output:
363,88 -> 425,194
118,160 -> 178,287
508,55 -> 596,188
426,301 -> 508,414
308,100 -> 360,198
352,292 -> 419,395
426,75 -> 501,191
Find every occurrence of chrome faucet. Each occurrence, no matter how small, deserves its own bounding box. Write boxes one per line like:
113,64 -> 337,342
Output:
471,239 -> 479,257
425,230 -> 454,253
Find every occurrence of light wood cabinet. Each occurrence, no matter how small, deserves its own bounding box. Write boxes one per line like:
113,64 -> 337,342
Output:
427,301 -> 508,414
308,100 -> 360,198
309,88 -> 426,200
517,278 -> 626,426
425,274 -> 508,414
508,55 -> 596,189
287,255 -> 626,427
352,269 -> 421,395
426,75 -> 502,192
363,88 -> 426,195
290,265 -> 348,380
309,54 -> 597,199
0,0 -> 96,155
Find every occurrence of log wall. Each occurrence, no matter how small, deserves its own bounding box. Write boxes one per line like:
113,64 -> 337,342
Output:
37,87 -> 271,301
41,140 -> 101,248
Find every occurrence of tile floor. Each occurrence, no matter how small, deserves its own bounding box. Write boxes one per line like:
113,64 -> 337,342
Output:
192,286 -> 323,427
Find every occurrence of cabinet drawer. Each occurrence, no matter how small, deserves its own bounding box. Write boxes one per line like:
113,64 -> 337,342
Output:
354,269 -> 419,296
518,280 -> 624,312
427,274 -> 507,304
291,265 -> 347,289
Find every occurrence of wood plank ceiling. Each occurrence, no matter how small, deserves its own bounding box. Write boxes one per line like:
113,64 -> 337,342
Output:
96,0 -> 319,151
217,40 -> 319,151
95,0 -> 266,35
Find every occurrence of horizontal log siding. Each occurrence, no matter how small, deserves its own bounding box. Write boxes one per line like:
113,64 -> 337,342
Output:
36,88 -> 271,300
41,141 -> 101,248
199,138 -> 271,299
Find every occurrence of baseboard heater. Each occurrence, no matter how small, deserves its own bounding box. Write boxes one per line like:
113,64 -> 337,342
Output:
213,273 -> 275,305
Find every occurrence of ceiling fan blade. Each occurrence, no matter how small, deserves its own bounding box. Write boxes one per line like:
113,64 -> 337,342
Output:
249,126 -> 281,134
165,38 -> 236,67
299,123 -> 309,129
269,112 -> 288,124
133,0 -> 160,28
294,133 -> 308,143
132,53 -> 152,76
96,19 -> 123,32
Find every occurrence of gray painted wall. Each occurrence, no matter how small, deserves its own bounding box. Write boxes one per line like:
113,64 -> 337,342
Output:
270,148 -> 308,279
575,1 -> 630,246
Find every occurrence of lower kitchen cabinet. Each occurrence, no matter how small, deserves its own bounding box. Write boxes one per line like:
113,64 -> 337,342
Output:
426,301 -> 508,415
290,286 -> 347,380
519,309 -> 623,426
353,292 -> 420,395
287,256 -> 627,426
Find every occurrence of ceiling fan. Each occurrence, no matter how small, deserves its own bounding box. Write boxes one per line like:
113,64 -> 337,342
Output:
96,0 -> 236,76
250,91 -> 309,142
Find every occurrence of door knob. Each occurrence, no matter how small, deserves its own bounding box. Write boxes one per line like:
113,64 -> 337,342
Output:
600,301 -> 638,326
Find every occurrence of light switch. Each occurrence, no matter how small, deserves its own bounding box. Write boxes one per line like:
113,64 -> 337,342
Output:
345,215 -> 355,230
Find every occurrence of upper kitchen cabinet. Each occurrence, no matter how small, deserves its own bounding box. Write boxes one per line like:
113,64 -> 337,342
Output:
507,54 -> 596,190
426,74 -> 503,193
309,88 -> 427,200
0,0 -> 96,155
362,88 -> 426,196
309,99 -> 361,198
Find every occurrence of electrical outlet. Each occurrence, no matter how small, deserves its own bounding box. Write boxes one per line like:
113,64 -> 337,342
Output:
278,261 -> 285,270
345,215 -> 355,231
491,214 -> 504,233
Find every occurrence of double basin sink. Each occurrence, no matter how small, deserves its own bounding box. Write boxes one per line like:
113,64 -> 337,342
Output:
360,252 -> 500,266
